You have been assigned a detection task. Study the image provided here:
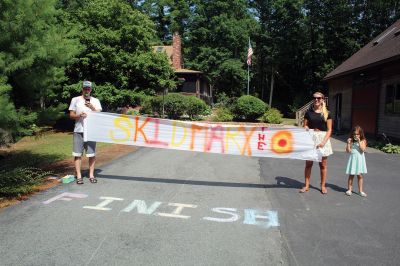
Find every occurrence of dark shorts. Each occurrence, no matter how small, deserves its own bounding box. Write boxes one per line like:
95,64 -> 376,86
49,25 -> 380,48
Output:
72,132 -> 96,157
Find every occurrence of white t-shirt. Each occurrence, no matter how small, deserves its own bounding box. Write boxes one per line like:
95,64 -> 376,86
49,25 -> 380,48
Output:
69,96 -> 102,133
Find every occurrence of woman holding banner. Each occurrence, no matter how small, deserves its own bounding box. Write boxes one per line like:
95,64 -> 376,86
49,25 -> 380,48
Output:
299,92 -> 333,194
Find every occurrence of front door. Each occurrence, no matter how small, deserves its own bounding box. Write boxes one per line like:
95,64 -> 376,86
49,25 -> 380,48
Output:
334,93 -> 342,132
352,83 -> 379,135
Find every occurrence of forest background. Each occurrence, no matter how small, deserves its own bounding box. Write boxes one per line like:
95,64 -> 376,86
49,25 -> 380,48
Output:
1,0 -> 400,144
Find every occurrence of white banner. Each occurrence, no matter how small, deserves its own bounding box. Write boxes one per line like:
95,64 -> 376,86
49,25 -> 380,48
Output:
85,112 -> 322,161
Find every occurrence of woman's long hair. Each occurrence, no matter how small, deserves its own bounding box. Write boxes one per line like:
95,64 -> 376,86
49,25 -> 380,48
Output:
313,92 -> 329,121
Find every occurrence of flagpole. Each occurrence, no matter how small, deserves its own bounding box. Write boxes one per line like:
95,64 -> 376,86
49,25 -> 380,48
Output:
247,64 -> 250,95
247,37 -> 251,95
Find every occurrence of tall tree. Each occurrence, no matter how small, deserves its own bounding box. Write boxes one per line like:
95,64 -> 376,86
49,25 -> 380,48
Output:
251,0 -> 307,111
62,0 -> 176,97
0,0 -> 81,109
131,0 -> 192,42
354,0 -> 400,45
185,0 -> 258,98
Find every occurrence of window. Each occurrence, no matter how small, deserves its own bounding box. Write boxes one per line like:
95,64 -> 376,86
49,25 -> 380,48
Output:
385,84 -> 400,114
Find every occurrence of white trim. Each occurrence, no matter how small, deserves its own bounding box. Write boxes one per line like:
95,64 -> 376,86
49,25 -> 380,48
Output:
374,27 -> 397,45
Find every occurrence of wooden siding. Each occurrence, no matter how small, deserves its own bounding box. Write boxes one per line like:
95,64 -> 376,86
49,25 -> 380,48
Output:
378,65 -> 400,139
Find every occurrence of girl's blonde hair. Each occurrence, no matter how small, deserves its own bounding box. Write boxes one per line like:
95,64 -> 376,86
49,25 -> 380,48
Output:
313,92 -> 329,121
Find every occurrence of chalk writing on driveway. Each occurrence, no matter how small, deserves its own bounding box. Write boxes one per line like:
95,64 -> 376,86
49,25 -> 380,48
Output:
43,193 -> 279,229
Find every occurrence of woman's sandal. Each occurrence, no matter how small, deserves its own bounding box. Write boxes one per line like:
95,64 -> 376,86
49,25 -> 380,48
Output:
299,187 -> 309,193
89,177 -> 98,183
321,187 -> 328,194
76,178 -> 84,185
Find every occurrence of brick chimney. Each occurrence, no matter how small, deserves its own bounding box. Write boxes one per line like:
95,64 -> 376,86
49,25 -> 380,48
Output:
172,32 -> 182,69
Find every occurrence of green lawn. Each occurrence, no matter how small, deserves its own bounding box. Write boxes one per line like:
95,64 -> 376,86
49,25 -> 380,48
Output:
1,132 -> 108,170
281,118 -> 297,126
0,132 -> 110,197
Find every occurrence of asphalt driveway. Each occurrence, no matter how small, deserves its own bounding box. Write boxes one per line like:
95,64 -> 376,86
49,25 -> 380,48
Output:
0,136 -> 399,266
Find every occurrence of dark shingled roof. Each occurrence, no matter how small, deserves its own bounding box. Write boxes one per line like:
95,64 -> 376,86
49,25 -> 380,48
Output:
324,19 -> 400,80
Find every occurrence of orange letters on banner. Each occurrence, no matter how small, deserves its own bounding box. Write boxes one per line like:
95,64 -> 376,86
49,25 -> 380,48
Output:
134,117 -> 149,142
239,126 -> 257,156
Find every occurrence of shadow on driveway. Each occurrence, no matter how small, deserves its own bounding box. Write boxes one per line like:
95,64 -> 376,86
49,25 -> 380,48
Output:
95,171 -> 348,192
275,176 -> 347,193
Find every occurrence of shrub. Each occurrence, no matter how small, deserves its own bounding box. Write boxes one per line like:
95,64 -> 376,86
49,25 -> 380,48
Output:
37,103 -> 68,126
211,107 -> 234,122
381,143 -> 400,154
214,92 -> 237,110
214,92 -> 229,108
63,82 -> 152,112
126,109 -> 140,116
260,108 -> 283,124
0,167 -> 52,197
0,129 -> 12,147
139,96 -> 153,115
152,95 -> 165,117
185,96 -> 210,120
0,82 -> 41,142
232,95 -> 267,121
85,83 -> 119,111
140,99 -> 152,115
15,108 -> 39,138
164,93 -> 187,119
367,139 -> 385,150
119,91 -> 149,107
140,96 -> 163,116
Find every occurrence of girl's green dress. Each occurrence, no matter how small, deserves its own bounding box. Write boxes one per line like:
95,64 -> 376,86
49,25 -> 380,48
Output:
346,141 -> 367,175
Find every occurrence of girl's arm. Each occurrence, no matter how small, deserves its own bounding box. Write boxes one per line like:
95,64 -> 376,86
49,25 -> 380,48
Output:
346,138 -> 352,153
359,139 -> 367,152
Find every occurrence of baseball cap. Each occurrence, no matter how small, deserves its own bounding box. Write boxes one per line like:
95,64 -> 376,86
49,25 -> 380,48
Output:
82,80 -> 92,88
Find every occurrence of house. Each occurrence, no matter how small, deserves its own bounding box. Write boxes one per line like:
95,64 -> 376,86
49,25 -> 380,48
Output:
324,19 -> 400,140
153,33 -> 212,104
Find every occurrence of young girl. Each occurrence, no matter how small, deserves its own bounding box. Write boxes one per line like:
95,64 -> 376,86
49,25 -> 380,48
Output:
345,125 -> 368,197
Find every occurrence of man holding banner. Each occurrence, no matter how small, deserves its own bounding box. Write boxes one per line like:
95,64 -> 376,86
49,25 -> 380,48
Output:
69,80 -> 102,184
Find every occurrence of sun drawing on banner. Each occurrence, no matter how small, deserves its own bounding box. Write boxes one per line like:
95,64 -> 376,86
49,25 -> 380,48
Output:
271,131 -> 293,154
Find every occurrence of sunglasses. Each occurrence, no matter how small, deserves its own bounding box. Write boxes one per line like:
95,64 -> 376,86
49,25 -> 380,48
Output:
313,97 -> 322,100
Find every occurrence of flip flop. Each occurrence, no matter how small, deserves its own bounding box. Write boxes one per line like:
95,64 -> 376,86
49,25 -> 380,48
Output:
321,187 -> 328,194
299,187 -> 309,193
